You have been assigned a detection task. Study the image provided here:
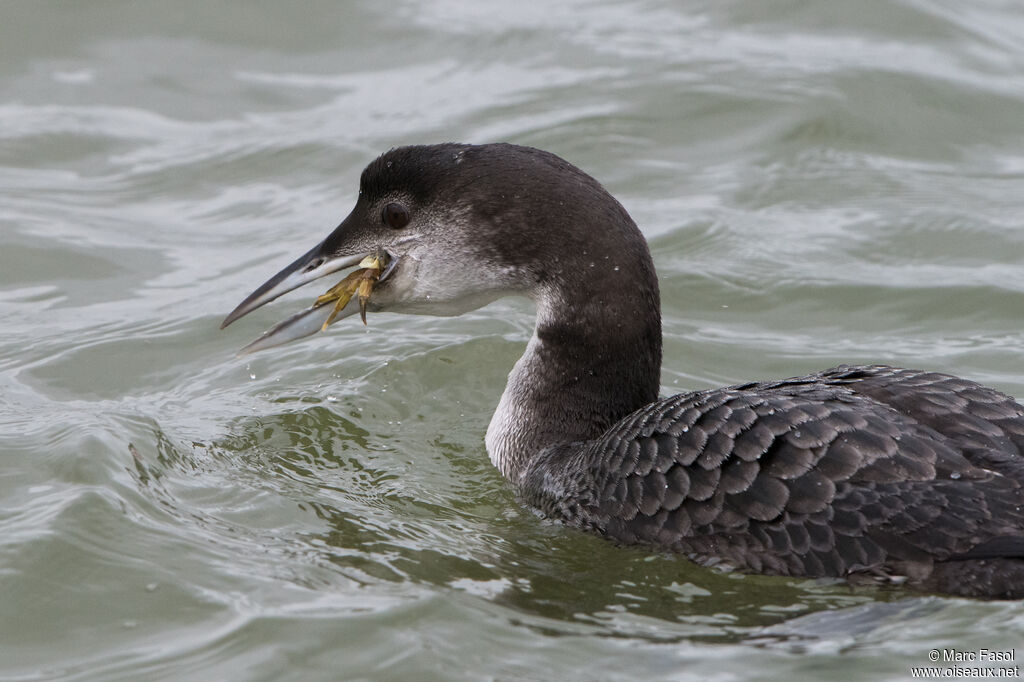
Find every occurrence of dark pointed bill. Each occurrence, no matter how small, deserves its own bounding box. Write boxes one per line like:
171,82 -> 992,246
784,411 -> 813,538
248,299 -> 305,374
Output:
222,242 -> 399,356
221,243 -> 365,329
235,295 -> 359,356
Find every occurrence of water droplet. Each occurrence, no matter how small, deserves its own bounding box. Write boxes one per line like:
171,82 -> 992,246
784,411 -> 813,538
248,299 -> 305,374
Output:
145,583 -> 159,593
950,472 -> 961,480
326,396 -> 338,402
249,372 -> 256,380
613,266 -> 620,272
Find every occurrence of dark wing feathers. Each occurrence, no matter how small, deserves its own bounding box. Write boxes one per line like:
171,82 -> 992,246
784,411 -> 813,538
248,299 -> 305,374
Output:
533,364 -> 1024,592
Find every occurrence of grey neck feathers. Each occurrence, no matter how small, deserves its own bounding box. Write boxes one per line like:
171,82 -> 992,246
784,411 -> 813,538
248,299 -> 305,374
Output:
485,240 -> 662,483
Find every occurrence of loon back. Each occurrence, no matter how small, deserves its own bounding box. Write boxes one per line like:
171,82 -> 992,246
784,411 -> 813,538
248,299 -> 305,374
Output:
223,142 -> 1024,599
522,364 -> 1024,598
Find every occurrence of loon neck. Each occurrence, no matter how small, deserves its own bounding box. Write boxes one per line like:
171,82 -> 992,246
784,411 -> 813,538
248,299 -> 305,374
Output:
485,245 -> 662,483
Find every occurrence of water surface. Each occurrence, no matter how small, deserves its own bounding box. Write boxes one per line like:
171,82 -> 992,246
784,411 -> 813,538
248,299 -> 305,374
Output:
3,1 -> 1024,680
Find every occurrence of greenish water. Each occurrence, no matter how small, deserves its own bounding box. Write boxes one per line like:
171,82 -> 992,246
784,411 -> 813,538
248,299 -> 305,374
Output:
3,1 -> 1024,680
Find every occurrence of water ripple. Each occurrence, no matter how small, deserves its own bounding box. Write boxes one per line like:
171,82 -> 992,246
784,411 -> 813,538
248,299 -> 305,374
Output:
4,1 -> 1024,679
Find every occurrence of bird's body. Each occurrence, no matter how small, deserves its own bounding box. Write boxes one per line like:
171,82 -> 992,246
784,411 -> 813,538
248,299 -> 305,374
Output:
224,142 -> 1024,598
522,364 -> 1024,598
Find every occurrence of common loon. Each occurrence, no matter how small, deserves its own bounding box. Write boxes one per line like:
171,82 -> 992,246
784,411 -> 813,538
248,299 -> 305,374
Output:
222,143 -> 1024,599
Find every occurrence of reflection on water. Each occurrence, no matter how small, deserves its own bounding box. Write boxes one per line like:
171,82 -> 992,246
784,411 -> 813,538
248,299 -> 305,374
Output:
3,0 -> 1024,679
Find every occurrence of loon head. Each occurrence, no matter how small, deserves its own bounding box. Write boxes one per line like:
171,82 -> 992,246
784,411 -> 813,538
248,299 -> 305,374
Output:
222,142 -> 653,354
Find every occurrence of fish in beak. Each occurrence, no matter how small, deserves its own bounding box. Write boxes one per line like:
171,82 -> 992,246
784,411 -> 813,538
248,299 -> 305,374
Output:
221,240 -> 397,356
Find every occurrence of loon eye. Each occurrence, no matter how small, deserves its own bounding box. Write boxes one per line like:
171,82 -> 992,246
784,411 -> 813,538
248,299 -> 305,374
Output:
382,202 -> 410,229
